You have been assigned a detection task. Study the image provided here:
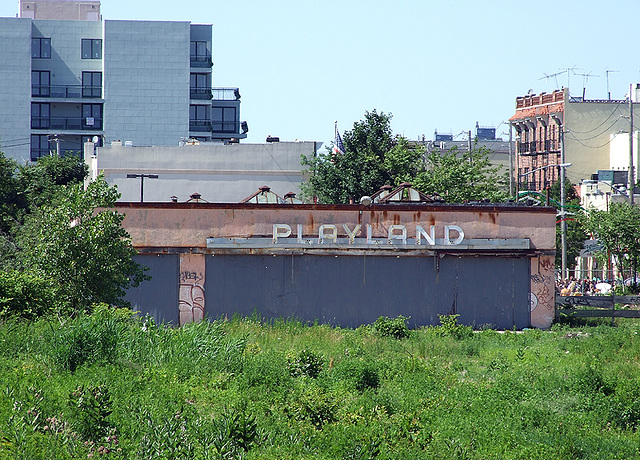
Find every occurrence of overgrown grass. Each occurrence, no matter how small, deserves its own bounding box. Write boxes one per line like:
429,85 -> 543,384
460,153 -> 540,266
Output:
3,311 -> 640,458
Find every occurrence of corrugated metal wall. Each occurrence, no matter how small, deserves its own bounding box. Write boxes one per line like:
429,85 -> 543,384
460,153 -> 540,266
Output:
126,254 -> 180,325
203,254 -> 530,329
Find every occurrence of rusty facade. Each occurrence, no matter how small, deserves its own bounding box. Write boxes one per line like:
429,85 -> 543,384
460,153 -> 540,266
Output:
119,202 -> 557,329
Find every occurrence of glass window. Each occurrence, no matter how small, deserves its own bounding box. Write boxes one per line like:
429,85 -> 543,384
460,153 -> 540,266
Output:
82,72 -> 102,98
30,135 -> 50,160
31,103 -> 50,129
31,70 -> 50,97
81,39 -> 102,59
212,106 -> 237,133
31,38 -> 51,58
82,104 -> 102,129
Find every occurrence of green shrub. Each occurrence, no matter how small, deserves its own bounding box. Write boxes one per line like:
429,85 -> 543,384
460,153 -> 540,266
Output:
0,270 -> 56,319
67,384 -> 113,442
287,349 -> 324,378
372,316 -> 410,339
434,314 -> 473,340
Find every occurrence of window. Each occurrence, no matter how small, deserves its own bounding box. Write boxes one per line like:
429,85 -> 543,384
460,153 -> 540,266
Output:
30,134 -> 50,160
31,37 -> 51,58
82,72 -> 102,98
82,104 -> 102,129
81,39 -> 102,59
189,105 -> 210,131
31,103 -> 50,129
190,73 -> 211,99
212,107 -> 236,133
32,70 -> 50,97
190,40 -> 210,66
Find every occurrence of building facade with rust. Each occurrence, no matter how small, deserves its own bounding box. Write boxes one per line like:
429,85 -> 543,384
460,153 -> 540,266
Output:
509,87 -> 640,192
118,202 -> 557,330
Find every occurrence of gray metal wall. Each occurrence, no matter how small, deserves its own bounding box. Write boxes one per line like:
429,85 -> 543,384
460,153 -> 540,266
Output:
203,254 -> 531,329
126,254 -> 180,325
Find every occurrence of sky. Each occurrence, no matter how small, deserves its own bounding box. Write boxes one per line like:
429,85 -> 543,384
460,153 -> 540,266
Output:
3,0 -> 640,159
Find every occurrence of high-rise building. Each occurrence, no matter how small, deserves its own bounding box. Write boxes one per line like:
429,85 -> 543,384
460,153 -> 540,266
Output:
0,0 -> 247,161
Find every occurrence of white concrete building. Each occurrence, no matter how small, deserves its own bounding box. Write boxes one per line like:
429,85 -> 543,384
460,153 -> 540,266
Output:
85,140 -> 320,203
0,0 -> 246,162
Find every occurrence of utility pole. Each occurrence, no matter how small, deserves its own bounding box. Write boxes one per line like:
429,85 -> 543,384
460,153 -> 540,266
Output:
560,127 -> 567,279
468,130 -> 472,153
630,83 -> 635,204
508,124 -> 514,196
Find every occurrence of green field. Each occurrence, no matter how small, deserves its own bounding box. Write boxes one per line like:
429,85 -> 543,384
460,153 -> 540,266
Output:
2,308 -> 640,459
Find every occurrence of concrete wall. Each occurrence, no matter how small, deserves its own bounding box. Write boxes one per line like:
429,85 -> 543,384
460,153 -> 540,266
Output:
20,0 -> 101,20
103,20 -> 190,147
88,141 -> 317,202
0,18 -> 32,161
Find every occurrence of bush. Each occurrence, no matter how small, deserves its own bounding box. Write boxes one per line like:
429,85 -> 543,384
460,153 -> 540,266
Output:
434,314 -> 473,340
287,349 -> 324,378
372,316 -> 410,339
0,270 -> 56,319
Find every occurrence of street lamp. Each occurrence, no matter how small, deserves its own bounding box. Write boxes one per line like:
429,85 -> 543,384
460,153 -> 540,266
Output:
126,173 -> 158,203
518,162 -> 572,279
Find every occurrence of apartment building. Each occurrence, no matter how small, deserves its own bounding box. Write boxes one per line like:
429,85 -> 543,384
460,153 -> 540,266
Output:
509,87 -> 639,192
0,0 -> 246,162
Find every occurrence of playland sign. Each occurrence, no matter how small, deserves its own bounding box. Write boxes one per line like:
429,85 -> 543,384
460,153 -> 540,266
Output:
206,223 -> 530,251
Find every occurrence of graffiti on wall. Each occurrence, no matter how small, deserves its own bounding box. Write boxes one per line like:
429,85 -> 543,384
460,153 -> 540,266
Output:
179,254 -> 205,325
530,255 -> 555,328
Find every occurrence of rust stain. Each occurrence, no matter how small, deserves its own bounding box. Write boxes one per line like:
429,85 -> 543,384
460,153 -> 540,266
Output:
488,212 -> 497,225
428,214 -> 436,226
392,214 -> 401,225
308,213 -> 315,231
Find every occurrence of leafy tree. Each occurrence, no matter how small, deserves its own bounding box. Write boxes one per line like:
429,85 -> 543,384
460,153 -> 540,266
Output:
301,110 -> 423,203
0,153 -> 20,235
580,202 -> 640,288
17,154 -> 88,209
16,176 -> 148,312
412,146 -> 509,203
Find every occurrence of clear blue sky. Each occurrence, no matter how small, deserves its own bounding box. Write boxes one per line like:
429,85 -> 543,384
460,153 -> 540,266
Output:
3,0 -> 640,152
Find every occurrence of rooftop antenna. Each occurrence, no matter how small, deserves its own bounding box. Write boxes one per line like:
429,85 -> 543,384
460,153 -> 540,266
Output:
573,71 -> 600,99
605,69 -> 619,100
539,71 -> 564,90
559,66 -> 579,93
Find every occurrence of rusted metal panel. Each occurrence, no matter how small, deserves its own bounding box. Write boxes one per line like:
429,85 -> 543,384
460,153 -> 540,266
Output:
203,253 -> 530,329
125,254 -> 179,325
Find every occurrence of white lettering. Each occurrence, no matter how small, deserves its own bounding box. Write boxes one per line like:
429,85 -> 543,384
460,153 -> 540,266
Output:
273,224 -> 291,243
416,225 -> 436,245
318,224 -> 338,243
445,225 -> 465,245
367,224 -> 373,244
388,225 -> 407,244
343,224 -> 362,244
297,224 -> 303,243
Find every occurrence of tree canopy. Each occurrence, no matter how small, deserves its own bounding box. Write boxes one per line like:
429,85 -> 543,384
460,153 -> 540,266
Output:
580,201 -> 640,286
0,151 -> 147,315
301,110 -> 509,204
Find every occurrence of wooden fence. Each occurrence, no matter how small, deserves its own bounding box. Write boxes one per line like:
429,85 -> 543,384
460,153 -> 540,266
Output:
555,295 -> 640,322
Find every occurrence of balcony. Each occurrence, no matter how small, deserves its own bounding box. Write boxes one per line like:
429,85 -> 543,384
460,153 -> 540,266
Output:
32,117 -> 103,130
190,88 -> 212,100
189,120 -> 212,132
190,55 -> 212,68
32,84 -> 102,99
212,88 -> 240,101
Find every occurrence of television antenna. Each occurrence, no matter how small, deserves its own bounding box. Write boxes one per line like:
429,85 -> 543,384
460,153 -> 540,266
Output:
573,71 -> 600,99
605,69 -> 619,100
539,71 -> 564,89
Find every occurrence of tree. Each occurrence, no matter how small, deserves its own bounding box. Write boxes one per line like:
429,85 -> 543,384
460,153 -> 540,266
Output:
580,202 -> 640,288
301,110 -> 423,203
412,146 -> 509,203
17,176 -> 148,312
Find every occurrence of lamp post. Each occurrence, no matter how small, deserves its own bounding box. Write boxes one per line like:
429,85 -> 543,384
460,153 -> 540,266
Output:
126,173 -> 158,203
519,162 -> 572,279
